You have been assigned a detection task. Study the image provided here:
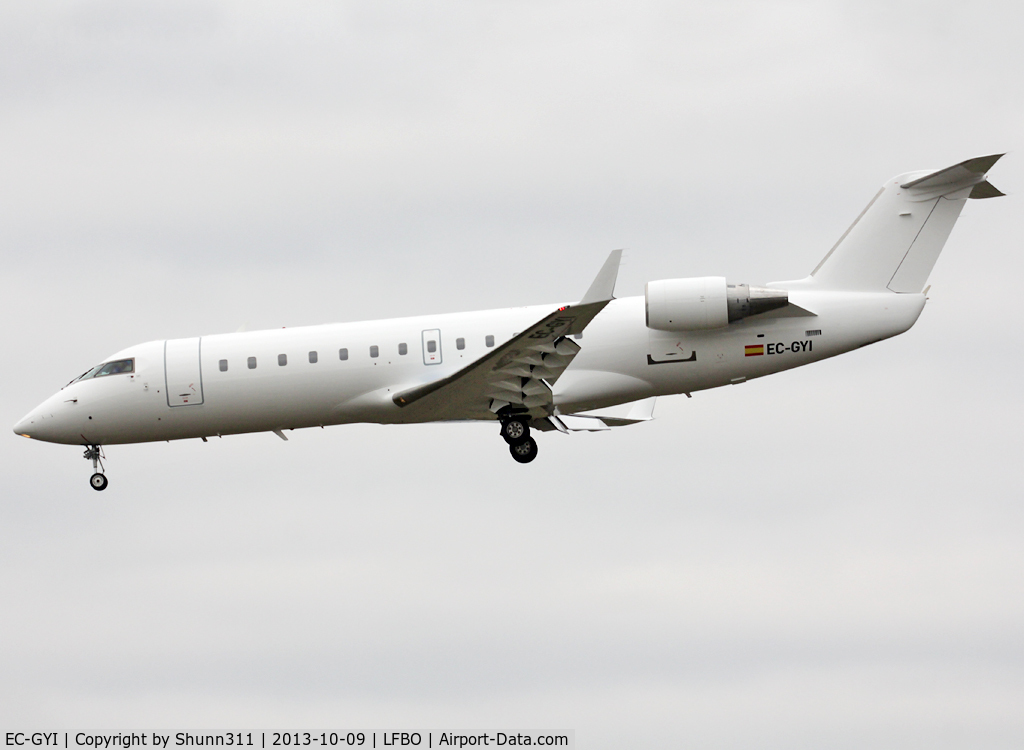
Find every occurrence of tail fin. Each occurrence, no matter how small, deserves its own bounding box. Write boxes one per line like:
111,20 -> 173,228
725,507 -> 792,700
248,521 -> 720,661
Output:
803,154 -> 1004,293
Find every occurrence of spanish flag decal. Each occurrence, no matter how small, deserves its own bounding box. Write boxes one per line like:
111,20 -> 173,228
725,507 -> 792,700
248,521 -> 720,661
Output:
744,344 -> 764,357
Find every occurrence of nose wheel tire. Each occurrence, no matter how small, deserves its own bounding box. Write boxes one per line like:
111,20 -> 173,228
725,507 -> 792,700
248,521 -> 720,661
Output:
83,445 -> 108,491
509,436 -> 538,464
500,417 -> 530,445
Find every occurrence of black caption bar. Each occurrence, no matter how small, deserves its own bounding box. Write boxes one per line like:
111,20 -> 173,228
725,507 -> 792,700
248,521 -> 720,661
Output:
3,732 -> 574,750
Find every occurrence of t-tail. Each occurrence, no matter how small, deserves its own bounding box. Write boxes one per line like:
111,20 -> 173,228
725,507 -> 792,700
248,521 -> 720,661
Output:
788,154 -> 1004,292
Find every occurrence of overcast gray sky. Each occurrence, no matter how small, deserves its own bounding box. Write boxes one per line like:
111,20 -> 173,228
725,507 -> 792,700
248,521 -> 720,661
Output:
2,1 -> 1023,747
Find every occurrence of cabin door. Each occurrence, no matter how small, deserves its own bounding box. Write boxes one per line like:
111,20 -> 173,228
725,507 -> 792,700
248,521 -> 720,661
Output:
421,329 -> 442,365
164,337 -> 205,406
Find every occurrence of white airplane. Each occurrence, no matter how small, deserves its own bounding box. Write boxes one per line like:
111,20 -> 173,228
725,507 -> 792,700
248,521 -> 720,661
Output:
14,155 -> 1005,490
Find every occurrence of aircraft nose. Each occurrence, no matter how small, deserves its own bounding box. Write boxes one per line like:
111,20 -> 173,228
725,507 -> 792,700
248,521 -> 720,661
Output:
14,411 -> 37,438
13,394 -> 80,444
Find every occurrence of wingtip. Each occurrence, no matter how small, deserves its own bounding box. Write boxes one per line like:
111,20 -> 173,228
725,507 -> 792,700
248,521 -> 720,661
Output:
579,249 -> 623,305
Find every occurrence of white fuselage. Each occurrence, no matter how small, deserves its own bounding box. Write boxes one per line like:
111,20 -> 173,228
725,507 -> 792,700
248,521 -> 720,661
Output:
14,287 -> 926,446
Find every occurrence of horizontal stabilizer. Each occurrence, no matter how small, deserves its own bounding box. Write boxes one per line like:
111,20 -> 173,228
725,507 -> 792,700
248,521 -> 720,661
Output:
901,153 -> 1004,191
969,180 -> 1005,199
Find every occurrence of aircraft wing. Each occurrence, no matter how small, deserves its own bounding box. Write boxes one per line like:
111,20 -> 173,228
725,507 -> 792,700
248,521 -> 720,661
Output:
392,250 -> 621,420
538,396 -> 658,432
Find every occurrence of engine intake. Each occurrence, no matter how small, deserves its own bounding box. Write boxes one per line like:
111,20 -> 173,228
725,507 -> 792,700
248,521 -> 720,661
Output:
645,276 -> 788,331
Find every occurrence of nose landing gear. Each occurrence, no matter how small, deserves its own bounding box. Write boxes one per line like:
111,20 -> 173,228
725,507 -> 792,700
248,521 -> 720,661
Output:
83,445 -> 108,491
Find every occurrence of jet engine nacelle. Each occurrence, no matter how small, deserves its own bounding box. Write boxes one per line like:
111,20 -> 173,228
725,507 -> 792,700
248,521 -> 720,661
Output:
644,276 -> 789,331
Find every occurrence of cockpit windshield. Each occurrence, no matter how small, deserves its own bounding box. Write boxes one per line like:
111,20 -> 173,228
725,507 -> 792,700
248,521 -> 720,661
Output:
73,358 -> 135,383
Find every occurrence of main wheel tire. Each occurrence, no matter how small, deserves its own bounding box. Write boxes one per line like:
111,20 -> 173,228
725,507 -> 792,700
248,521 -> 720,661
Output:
501,417 -> 530,445
509,436 -> 538,464
90,473 -> 108,491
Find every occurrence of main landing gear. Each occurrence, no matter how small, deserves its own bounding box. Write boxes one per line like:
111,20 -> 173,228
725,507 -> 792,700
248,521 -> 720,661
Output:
509,437 -> 538,464
499,415 -> 538,464
83,445 -> 108,491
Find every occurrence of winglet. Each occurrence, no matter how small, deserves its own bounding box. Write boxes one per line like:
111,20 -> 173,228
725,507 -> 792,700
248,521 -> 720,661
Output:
625,396 -> 657,421
580,249 -> 623,305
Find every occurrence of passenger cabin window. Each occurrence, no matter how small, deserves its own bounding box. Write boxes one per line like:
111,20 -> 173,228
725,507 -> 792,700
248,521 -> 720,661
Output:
248,357 -> 257,369
485,335 -> 495,347
309,351 -> 318,363
426,340 -> 437,353
370,345 -> 379,358
339,348 -> 349,360
219,359 -> 228,372
278,354 -> 288,366
456,337 -> 465,350
398,343 -> 408,355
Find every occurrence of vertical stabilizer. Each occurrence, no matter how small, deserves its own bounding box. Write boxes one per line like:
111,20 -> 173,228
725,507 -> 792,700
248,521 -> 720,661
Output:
801,155 -> 1003,293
